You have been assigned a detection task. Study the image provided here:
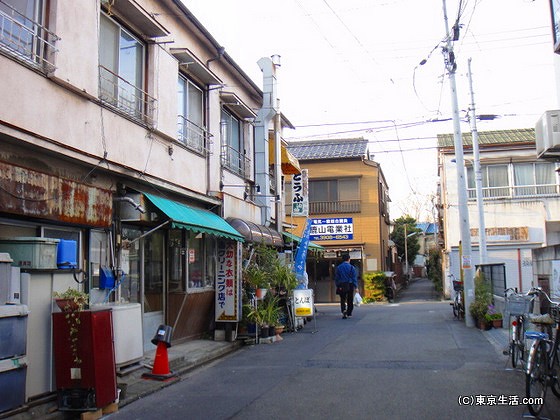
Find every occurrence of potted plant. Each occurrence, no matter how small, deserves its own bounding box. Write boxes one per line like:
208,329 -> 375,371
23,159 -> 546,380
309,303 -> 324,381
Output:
261,294 -> 281,338
485,305 -> 503,328
469,270 -> 492,329
243,264 -> 269,298
271,263 -> 298,295
53,287 -> 89,365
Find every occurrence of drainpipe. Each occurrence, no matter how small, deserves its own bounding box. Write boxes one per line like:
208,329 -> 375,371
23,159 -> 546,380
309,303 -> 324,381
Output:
254,56 -> 279,226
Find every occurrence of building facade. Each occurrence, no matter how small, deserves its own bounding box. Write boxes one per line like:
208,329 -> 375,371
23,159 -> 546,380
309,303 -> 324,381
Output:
286,138 -> 391,302
0,0 -> 296,401
437,128 -> 560,299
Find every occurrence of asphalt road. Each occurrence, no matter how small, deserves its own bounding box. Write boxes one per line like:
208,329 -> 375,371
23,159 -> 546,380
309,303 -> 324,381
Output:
108,278 -> 560,420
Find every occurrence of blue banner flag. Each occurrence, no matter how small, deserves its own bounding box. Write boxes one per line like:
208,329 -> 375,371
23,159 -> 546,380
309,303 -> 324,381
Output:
294,218 -> 312,276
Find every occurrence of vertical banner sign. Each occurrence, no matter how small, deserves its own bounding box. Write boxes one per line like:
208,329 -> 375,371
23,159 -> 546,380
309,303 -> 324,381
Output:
294,218 -> 312,276
293,289 -> 314,317
292,169 -> 309,217
215,242 -> 238,322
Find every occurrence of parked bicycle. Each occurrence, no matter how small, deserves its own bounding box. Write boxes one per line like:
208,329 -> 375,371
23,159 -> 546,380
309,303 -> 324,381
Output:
449,275 -> 464,320
524,288 -> 560,417
503,287 -> 537,369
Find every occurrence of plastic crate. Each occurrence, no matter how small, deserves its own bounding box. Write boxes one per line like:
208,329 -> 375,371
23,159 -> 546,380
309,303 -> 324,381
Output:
0,356 -> 27,413
0,305 -> 28,359
0,237 -> 59,269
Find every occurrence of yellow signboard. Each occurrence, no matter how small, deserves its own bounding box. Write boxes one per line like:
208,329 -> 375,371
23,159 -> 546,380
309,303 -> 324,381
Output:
293,289 -> 314,317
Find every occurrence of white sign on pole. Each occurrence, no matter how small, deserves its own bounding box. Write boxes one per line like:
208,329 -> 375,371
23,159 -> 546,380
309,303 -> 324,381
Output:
293,289 -> 314,317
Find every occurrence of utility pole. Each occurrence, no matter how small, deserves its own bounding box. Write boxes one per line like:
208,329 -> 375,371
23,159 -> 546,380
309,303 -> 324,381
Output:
467,58 -> 488,264
442,0 -> 475,327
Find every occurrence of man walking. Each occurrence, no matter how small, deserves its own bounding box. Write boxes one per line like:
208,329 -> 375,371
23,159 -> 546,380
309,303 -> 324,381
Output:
335,253 -> 358,319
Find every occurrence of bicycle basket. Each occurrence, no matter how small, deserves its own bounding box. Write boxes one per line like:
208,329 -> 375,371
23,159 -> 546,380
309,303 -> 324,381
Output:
452,280 -> 463,292
505,294 -> 532,316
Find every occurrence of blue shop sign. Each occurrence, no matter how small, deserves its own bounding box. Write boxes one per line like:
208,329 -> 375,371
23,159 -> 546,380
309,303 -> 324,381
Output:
309,218 -> 353,241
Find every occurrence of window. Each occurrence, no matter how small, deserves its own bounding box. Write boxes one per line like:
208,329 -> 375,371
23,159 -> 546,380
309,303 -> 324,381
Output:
99,13 -> 154,123
177,76 -> 207,154
221,108 -> 248,177
188,232 -> 216,290
467,161 -> 559,199
0,0 -> 58,70
307,178 -> 360,214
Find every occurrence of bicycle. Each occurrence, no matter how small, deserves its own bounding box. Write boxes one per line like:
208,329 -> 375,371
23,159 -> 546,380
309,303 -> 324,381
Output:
503,287 -> 537,369
449,275 -> 464,320
524,288 -> 560,417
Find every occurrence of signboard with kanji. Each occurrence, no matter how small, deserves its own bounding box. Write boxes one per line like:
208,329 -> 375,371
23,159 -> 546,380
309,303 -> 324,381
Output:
309,217 -> 354,241
291,169 -> 308,217
293,289 -> 314,317
215,241 -> 240,322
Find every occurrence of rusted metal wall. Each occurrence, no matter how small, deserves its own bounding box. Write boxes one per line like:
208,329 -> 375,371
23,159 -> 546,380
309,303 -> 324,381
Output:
0,161 -> 112,227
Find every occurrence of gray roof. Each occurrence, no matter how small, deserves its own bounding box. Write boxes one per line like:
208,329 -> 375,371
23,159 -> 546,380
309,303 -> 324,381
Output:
287,138 -> 368,161
437,128 -> 535,148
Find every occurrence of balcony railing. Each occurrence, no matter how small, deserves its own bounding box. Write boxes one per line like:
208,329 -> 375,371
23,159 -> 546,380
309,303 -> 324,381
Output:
467,183 -> 560,200
0,1 -> 59,72
99,65 -> 156,126
286,200 -> 361,215
220,144 -> 250,178
177,115 -> 210,155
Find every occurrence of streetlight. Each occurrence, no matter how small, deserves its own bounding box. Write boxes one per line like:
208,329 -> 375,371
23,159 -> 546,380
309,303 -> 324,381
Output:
404,227 -> 420,281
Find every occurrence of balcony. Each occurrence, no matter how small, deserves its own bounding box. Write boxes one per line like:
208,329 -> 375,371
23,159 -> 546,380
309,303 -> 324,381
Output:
177,115 -> 210,156
467,183 -> 560,200
220,144 -> 250,178
0,1 -> 59,72
98,65 -> 156,126
286,200 -> 361,215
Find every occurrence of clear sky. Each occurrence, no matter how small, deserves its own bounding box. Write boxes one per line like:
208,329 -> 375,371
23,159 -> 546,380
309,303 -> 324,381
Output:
183,0 -> 558,221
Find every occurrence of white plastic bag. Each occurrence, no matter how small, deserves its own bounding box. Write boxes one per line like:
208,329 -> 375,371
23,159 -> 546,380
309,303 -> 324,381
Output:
354,291 -> 363,306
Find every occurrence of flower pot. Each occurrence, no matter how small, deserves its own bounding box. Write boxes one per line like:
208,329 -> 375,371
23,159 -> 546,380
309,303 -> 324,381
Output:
55,298 -> 83,312
492,319 -> 503,329
268,325 -> 276,338
256,288 -> 268,299
260,325 -> 269,338
274,325 -> 285,335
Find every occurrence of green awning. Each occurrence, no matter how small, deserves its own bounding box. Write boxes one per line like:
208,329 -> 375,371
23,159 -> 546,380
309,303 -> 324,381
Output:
144,193 -> 244,242
283,231 -> 324,250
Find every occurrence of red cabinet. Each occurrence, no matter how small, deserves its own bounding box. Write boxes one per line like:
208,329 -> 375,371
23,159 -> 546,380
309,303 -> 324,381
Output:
52,309 -> 117,410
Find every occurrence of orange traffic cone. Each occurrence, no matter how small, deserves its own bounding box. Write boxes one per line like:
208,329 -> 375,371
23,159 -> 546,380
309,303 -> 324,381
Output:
142,325 -> 178,381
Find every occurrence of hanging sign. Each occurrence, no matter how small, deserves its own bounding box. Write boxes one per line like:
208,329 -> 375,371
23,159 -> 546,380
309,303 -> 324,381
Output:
292,169 -> 309,217
293,289 -> 314,317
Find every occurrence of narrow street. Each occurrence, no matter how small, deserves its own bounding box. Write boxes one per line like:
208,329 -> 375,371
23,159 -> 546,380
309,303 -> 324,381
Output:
109,278 -> 560,419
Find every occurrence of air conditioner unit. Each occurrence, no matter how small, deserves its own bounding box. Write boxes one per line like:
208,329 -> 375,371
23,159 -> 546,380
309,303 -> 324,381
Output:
535,110 -> 560,160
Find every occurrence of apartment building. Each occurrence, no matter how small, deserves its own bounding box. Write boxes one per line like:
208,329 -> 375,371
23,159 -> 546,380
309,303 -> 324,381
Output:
286,138 -> 391,302
437,128 -> 560,299
0,0 -> 294,401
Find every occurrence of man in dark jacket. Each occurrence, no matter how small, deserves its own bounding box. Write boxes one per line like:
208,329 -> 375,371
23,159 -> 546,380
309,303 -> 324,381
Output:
335,253 -> 358,319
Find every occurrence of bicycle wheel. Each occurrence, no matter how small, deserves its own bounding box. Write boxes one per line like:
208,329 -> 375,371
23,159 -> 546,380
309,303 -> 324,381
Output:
552,347 -> 560,398
452,299 -> 459,319
458,302 -> 465,320
511,341 -> 520,369
525,340 -> 548,416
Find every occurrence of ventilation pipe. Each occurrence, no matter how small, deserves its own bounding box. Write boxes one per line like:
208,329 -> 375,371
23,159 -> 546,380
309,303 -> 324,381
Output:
254,56 -> 280,226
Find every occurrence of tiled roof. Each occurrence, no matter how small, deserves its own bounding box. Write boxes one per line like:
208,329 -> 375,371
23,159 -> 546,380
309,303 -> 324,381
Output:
437,128 -> 535,148
287,138 -> 368,160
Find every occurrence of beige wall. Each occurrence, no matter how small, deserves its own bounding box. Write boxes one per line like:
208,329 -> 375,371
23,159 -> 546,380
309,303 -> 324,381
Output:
289,158 -> 389,273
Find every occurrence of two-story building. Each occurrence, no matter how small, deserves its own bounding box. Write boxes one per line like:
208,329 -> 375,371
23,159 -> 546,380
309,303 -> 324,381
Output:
437,128 -> 560,299
0,0 -> 296,403
286,138 -> 391,302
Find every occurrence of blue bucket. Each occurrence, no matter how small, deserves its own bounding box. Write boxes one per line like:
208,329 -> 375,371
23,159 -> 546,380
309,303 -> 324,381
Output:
57,239 -> 77,269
